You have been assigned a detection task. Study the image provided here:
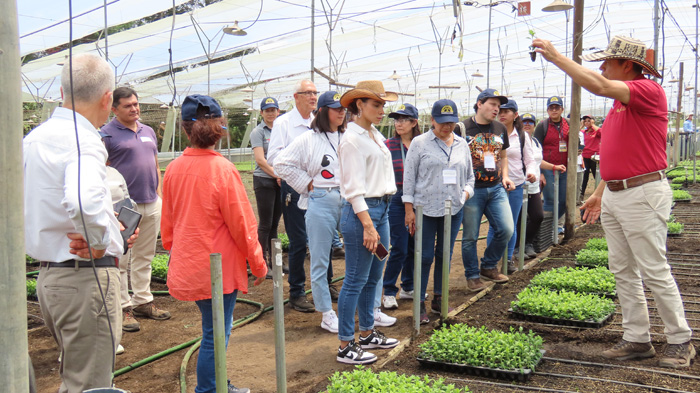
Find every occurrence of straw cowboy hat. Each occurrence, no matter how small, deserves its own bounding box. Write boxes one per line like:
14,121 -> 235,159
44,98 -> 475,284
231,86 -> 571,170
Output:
581,35 -> 662,78
340,80 -> 398,108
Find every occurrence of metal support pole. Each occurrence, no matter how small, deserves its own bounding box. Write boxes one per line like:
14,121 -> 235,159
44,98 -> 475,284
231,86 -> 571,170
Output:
441,200 -> 452,321
0,0 -> 29,390
553,170 -> 560,245
501,248 -> 508,275
412,206 -> 423,339
594,157 -> 601,189
271,240 -> 287,393
566,0 -> 584,241
209,254 -> 227,393
675,63 -> 685,167
695,0 -> 698,183
310,0 -> 315,82
486,0 -> 493,86
518,187 -> 528,271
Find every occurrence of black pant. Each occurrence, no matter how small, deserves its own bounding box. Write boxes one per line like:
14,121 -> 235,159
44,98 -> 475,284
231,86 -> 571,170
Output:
253,176 -> 282,264
581,157 -> 597,197
516,192 -> 544,245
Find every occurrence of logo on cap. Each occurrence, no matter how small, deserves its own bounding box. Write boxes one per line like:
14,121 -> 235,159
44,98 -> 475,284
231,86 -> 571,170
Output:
333,93 -> 340,101
493,90 -> 501,96
551,97 -> 559,102
398,104 -> 406,110
441,105 -> 454,114
265,98 -> 275,104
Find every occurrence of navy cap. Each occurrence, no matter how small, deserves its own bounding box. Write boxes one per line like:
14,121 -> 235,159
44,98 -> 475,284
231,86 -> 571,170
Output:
182,95 -> 222,120
388,103 -> 419,119
521,113 -> 537,123
547,96 -> 564,108
317,91 -> 342,109
500,99 -> 518,112
431,99 -> 459,123
476,88 -> 508,105
260,97 -> 279,111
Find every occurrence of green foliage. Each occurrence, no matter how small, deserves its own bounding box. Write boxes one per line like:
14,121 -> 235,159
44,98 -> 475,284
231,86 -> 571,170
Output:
528,29 -> 536,38
529,266 -> 616,295
667,167 -> 691,179
151,254 -> 170,279
277,233 -> 290,251
27,279 -> 37,297
233,161 -> 254,172
670,183 -> 683,190
585,237 -> 607,251
325,366 -> 466,393
419,325 -> 543,371
511,287 -> 616,322
668,221 -> 685,234
672,175 -> 698,184
673,190 -> 692,201
668,214 -> 677,222
26,254 -> 36,264
575,248 -> 608,268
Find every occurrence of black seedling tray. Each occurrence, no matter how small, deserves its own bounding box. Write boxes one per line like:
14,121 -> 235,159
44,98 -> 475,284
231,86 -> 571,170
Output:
509,308 -> 614,329
667,232 -> 683,237
417,351 -> 544,382
151,276 -> 167,284
674,199 -> 691,203
574,262 -> 608,269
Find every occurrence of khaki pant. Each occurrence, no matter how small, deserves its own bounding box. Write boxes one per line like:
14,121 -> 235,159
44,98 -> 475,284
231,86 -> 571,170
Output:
37,264 -> 122,393
120,198 -> 161,309
601,180 -> 691,344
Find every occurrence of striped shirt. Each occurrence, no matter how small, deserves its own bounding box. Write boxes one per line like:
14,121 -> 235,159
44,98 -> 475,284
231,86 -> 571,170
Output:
384,136 -> 408,187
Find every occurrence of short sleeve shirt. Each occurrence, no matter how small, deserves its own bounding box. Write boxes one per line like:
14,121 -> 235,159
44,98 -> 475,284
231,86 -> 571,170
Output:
599,76 -> 668,181
461,117 -> 510,188
101,118 -> 159,203
250,122 -> 272,178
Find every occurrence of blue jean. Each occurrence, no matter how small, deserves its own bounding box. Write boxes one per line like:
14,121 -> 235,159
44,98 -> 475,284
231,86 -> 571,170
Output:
542,169 -> 567,218
281,181 -> 308,298
338,198 -> 390,341
195,291 -> 238,393
420,208 -> 464,301
382,190 -> 414,297
306,188 -> 343,313
487,183 -> 524,260
461,185 -> 514,279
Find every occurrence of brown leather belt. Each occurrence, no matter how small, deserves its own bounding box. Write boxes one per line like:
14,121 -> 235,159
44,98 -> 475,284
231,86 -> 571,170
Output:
606,171 -> 665,192
40,256 -> 118,269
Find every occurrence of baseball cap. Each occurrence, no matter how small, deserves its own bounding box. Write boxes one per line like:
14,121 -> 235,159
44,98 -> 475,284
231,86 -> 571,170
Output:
521,113 -> 537,123
260,97 -> 279,111
581,114 -> 593,120
476,88 -> 508,105
182,95 -> 222,120
317,91 -> 342,109
500,99 -> 518,112
547,96 -> 564,108
431,99 -> 459,123
388,103 -> 419,119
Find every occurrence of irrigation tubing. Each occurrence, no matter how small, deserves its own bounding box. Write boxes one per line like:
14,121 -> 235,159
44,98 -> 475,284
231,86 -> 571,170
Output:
543,356 -> 700,382
532,371 -> 696,393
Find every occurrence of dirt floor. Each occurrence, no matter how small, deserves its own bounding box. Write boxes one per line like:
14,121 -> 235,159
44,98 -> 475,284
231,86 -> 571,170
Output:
28,177 -> 700,393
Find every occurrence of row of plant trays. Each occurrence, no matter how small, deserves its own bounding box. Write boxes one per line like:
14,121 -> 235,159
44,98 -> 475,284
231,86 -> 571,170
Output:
508,307 -> 614,329
417,353 -> 544,382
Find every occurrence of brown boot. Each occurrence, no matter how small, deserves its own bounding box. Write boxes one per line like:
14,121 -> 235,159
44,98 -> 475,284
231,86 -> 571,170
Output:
466,278 -> 487,292
133,302 -> 171,320
480,267 -> 509,283
122,308 -> 140,332
659,341 -> 696,368
602,339 -> 656,360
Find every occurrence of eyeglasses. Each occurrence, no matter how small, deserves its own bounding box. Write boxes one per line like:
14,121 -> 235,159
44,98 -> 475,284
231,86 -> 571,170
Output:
547,106 -> 563,111
296,91 -> 319,96
393,118 -> 414,124
328,107 -> 347,113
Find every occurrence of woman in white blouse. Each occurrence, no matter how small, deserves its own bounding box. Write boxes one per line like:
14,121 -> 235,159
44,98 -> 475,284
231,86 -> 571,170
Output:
335,81 -> 400,365
275,91 -> 346,334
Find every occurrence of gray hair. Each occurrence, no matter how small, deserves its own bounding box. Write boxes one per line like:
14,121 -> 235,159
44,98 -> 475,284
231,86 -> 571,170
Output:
61,53 -> 114,105
293,79 -> 314,94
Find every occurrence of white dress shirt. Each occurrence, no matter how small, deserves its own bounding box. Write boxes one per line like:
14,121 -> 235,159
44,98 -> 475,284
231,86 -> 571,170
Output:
266,106 -> 314,167
24,107 -> 123,262
507,128 -> 538,186
338,122 -> 396,213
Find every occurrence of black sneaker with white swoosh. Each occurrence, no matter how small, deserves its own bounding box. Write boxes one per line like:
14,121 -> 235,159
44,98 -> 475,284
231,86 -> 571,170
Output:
336,339 -> 378,365
358,329 -> 400,349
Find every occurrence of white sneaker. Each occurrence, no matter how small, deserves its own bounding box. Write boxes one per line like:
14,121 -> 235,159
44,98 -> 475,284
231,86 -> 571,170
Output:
382,295 -> 398,310
398,289 -> 415,300
116,344 -> 125,355
374,308 -> 397,327
321,310 -> 339,333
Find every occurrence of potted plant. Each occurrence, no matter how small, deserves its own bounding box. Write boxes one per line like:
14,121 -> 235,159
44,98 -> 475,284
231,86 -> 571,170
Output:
528,29 -> 537,62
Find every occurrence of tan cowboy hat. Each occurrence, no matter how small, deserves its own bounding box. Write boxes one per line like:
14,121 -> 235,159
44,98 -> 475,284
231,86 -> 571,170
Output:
340,80 -> 398,108
581,35 -> 662,78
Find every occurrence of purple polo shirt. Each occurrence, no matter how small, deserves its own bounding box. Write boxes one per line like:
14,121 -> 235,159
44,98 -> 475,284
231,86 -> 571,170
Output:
101,118 -> 159,204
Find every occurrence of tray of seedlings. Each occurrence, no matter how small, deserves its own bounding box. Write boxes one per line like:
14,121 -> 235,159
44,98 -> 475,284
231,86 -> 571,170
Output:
529,266 -> 616,298
417,325 -> 544,382
151,254 -> 169,284
27,278 -> 38,301
574,248 -> 608,268
672,190 -> 692,203
509,287 -> 616,329
325,366 -> 468,393
667,221 -> 685,237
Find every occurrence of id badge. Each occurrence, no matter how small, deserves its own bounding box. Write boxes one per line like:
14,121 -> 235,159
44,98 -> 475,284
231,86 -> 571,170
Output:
484,152 -> 496,171
443,168 -> 457,185
559,141 -> 567,152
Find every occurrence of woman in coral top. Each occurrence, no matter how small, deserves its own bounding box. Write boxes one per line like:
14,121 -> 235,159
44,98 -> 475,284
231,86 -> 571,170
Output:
161,95 -> 267,393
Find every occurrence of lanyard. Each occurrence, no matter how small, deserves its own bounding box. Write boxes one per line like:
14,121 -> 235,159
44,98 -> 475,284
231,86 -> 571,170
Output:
434,138 -> 454,165
400,140 -> 406,164
324,131 -> 339,157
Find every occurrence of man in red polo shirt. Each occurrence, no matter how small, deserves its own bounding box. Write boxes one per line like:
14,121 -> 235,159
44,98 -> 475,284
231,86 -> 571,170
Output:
533,35 -> 694,368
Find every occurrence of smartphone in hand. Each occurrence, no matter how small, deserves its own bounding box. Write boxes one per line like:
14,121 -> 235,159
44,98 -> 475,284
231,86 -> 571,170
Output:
118,206 -> 142,255
374,243 -> 389,261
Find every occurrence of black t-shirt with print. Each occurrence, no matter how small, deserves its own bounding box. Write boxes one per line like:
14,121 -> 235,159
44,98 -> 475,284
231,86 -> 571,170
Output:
461,117 -> 510,188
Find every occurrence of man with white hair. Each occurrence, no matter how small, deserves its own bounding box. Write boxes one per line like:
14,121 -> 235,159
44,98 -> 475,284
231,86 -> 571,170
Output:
24,53 -> 133,392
